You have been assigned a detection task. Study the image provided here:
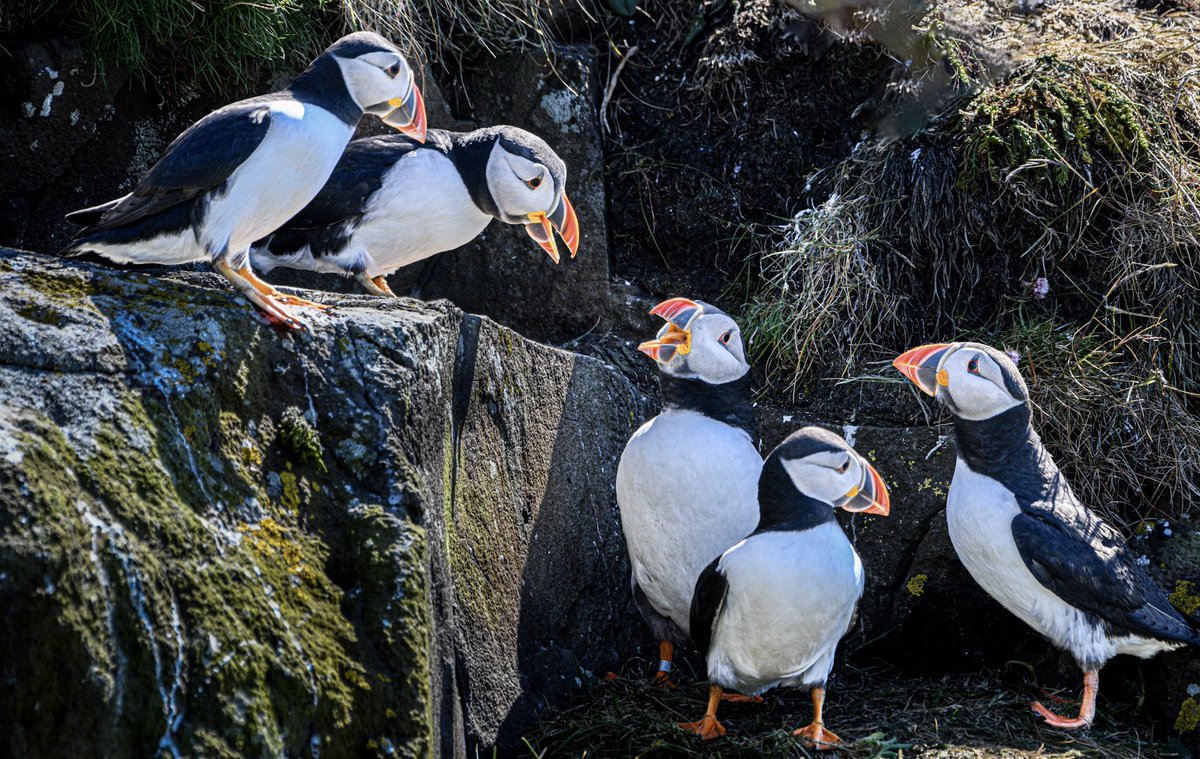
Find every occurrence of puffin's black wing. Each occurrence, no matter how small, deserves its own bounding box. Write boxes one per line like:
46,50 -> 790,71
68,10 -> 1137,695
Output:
689,555 -> 730,657
258,135 -> 424,257
71,99 -> 274,235
1011,508 -> 1200,645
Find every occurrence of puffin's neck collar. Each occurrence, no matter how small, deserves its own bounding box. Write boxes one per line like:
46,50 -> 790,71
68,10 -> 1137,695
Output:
754,456 -> 835,534
952,404 -> 1056,502
444,133 -> 499,218
659,371 -> 754,437
290,57 -> 363,127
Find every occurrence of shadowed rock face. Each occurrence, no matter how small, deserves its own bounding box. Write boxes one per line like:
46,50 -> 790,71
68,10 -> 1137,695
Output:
0,248 -> 650,758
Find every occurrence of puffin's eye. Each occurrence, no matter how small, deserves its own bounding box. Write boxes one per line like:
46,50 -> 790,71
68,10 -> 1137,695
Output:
384,62 -> 402,78
525,175 -> 543,189
719,330 -> 733,345
835,460 -> 850,474
967,355 -> 981,375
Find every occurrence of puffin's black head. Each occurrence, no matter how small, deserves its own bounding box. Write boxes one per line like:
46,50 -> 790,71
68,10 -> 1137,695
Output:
308,31 -> 427,142
894,341 -> 1028,421
470,125 -> 579,263
638,298 -> 749,385
766,426 -> 890,515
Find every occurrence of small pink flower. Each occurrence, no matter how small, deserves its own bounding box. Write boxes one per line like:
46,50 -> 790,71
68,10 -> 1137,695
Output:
1032,277 -> 1050,299
1006,349 -> 1022,364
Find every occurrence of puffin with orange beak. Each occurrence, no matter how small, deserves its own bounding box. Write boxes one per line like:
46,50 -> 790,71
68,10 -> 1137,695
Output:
63,32 -> 427,329
683,426 -> 889,746
615,298 -> 762,688
894,341 -> 1200,730
251,125 -> 579,296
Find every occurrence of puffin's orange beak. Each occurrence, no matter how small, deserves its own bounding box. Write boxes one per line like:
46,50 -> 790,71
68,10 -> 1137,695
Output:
525,192 -> 580,264
837,457 -> 890,516
383,83 -> 427,143
893,343 -> 953,397
637,297 -> 704,364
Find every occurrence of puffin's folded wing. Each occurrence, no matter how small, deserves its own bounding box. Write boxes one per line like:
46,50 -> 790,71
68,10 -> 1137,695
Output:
1011,509 -> 1200,644
77,101 -> 274,234
689,556 -> 730,658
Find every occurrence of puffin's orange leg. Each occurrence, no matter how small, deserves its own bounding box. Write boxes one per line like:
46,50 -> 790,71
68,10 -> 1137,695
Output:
652,640 -> 678,689
678,684 -> 727,740
1031,670 -> 1098,729
793,687 -> 843,750
238,267 -> 334,310
213,259 -> 304,330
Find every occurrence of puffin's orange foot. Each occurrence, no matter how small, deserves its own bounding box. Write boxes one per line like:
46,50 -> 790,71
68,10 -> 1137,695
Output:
678,715 -> 727,740
603,672 -> 619,681
793,722 -> 842,750
237,267 -> 334,311
652,670 -> 678,689
1031,700 -> 1093,729
271,292 -> 335,311
721,692 -> 763,704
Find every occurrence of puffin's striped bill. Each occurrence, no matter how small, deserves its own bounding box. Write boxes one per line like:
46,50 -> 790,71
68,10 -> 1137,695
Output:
893,343 -> 953,397
836,456 -> 890,516
382,83 -> 427,142
649,297 -> 703,330
548,192 -> 580,258
637,327 -> 689,363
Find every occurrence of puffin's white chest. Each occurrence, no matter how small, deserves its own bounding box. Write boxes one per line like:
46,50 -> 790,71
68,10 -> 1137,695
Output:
706,526 -> 863,694
205,101 -> 353,254
615,410 -> 761,635
351,150 -> 493,275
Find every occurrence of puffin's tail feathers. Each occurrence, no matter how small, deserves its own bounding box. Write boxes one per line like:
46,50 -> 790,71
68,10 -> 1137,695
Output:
65,197 -> 122,227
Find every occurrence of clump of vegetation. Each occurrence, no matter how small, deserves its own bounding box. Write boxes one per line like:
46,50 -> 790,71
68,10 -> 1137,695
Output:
743,0 -> 1200,520
2,0 -> 557,92
278,406 -> 327,472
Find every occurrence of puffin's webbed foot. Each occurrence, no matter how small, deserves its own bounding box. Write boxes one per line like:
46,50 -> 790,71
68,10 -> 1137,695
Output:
720,692 -> 763,704
214,260 -> 304,330
357,273 -> 397,297
793,722 -> 842,750
1031,670 -> 1098,730
677,714 -> 726,740
239,267 -> 334,311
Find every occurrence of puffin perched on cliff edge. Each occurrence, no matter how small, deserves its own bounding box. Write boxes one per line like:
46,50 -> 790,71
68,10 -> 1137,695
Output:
63,32 -> 427,328
682,426 -> 889,746
615,297 -> 762,685
249,125 -> 579,296
894,341 -> 1200,728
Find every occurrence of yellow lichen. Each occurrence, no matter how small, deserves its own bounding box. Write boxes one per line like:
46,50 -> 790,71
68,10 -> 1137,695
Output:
280,471 -> 301,513
1175,697 -> 1200,734
173,357 -> 198,384
1170,580 -> 1200,615
906,574 -> 928,597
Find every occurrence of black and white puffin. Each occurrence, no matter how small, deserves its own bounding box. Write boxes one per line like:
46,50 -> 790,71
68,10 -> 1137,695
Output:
894,342 -> 1200,728
63,31 -> 427,329
249,125 -> 580,296
682,426 -> 890,745
615,297 -> 762,685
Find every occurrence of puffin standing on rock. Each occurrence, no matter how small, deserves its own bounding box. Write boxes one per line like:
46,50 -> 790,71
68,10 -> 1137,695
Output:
615,297 -> 762,685
894,342 -> 1200,729
249,125 -> 580,296
62,32 -> 427,328
681,426 -> 889,746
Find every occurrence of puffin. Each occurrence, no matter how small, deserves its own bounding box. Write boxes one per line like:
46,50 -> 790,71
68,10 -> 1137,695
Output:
615,297 -> 762,686
682,426 -> 890,745
249,125 -> 580,296
62,31 -> 428,329
894,341 -> 1200,728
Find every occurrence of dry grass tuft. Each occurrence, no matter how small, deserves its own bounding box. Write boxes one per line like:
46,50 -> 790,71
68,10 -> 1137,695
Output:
743,0 -> 1200,518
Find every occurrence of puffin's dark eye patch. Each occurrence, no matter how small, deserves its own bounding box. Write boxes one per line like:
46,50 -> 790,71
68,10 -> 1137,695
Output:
384,62 -> 402,78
